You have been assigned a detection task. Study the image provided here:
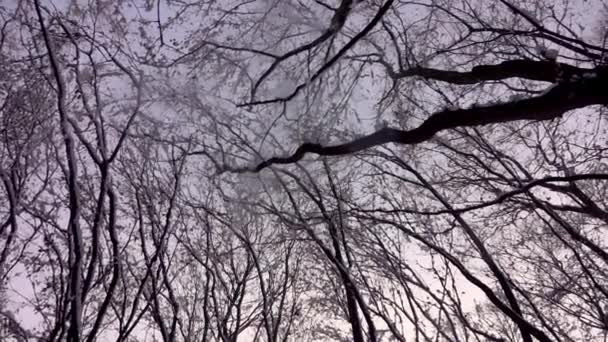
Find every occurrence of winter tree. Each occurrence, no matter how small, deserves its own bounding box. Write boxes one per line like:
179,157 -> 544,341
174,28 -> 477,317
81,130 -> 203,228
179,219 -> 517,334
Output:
0,0 -> 607,341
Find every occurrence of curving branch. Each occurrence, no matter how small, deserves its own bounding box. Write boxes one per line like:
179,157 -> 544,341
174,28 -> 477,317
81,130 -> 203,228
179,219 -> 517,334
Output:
1,311 -> 31,342
223,65 -> 608,173
249,0 -> 355,99
498,0 -> 608,57
242,0 -> 395,106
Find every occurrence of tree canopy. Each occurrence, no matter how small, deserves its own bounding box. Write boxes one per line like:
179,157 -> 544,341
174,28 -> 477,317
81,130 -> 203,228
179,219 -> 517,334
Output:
0,0 -> 607,341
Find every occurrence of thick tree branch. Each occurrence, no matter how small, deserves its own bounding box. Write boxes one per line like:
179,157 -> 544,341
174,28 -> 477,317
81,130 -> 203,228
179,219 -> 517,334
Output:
34,2 -> 84,342
224,67 -> 608,173
383,59 -> 586,84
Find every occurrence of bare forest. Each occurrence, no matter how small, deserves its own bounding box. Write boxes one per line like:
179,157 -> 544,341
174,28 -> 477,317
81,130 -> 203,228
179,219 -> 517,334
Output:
1,0 -> 608,341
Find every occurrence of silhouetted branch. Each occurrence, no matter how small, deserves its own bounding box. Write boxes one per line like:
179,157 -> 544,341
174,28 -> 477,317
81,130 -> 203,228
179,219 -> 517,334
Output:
225,67 -> 607,173
242,0 -> 395,106
386,59 -> 586,84
249,0 -> 355,99
354,173 -> 608,216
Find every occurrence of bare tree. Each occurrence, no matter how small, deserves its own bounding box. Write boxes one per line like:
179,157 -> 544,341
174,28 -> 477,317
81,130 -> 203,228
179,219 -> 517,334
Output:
1,0 -> 607,341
